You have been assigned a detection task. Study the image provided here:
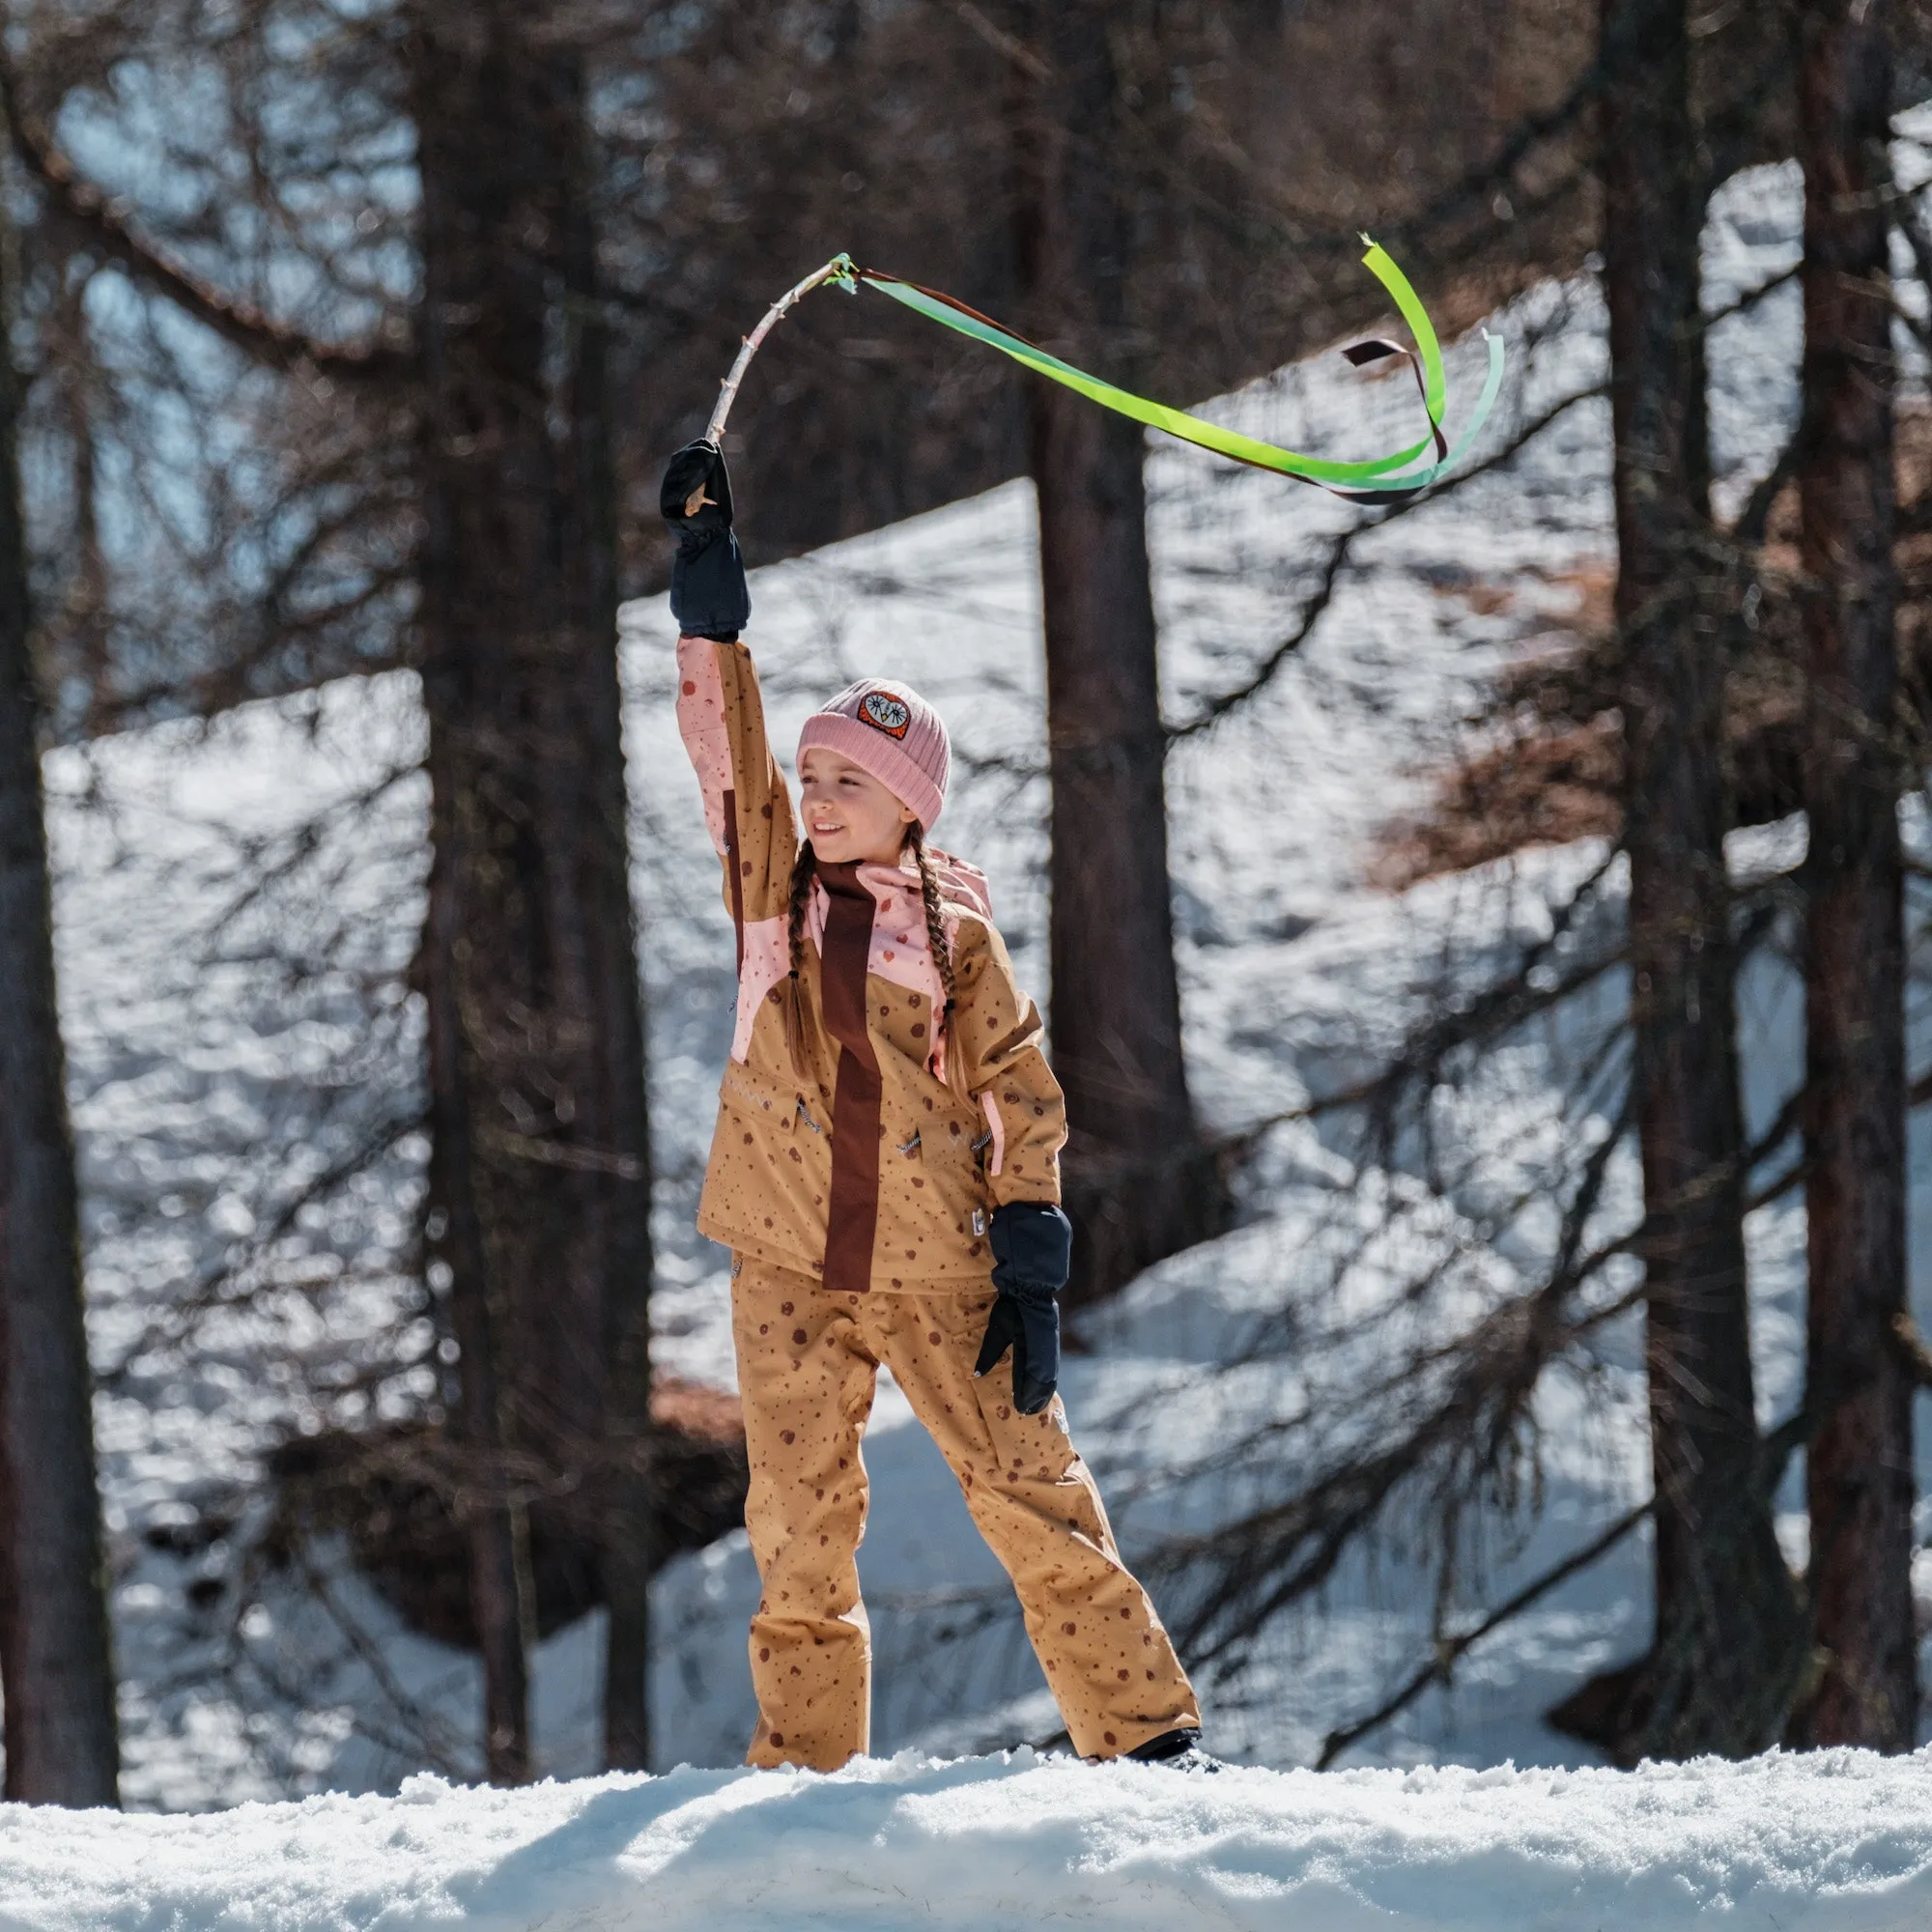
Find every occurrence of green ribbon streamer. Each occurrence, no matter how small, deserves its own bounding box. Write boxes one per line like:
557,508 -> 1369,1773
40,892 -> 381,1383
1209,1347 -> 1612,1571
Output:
830,241 -> 1503,499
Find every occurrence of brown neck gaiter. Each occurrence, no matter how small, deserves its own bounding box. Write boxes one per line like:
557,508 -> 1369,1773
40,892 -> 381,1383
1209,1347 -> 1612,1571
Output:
816,862 -> 881,1293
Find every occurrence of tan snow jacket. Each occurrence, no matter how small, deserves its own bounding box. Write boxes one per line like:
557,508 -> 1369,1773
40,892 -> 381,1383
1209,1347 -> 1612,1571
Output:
676,634 -> 1065,1293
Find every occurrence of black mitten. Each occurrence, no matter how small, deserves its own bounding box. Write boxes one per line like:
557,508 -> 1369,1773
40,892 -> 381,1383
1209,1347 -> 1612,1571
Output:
973,1202 -> 1072,1415
661,440 -> 750,640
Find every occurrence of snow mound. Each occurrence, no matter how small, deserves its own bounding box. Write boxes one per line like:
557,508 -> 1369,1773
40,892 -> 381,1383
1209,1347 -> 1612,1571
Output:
3,1748 -> 1929,1931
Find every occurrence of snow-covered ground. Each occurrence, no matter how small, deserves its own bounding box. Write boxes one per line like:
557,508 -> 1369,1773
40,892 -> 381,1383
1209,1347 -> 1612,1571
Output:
8,1747 -> 1932,1931
28,155 -> 1932,1809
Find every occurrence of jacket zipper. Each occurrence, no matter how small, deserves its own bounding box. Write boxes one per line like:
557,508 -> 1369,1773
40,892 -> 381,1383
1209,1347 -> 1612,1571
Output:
796,1097 -> 824,1134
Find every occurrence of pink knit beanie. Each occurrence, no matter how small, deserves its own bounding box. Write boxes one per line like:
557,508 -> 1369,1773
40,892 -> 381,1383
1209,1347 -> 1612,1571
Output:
796,678 -> 951,832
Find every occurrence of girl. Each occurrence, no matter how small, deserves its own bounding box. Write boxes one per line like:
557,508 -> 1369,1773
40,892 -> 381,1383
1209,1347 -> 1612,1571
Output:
663,440 -> 1202,1773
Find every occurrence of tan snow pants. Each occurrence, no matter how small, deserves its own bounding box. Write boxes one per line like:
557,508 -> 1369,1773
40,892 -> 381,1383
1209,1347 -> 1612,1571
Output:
731,1257 -> 1200,1770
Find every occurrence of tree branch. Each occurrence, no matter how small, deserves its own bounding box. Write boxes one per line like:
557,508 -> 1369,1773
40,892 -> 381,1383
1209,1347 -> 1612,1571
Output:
1315,1499 -> 1652,1769
1166,378 -> 1609,738
0,49 -> 410,377
949,1 -> 1052,83
1165,521 -> 1358,740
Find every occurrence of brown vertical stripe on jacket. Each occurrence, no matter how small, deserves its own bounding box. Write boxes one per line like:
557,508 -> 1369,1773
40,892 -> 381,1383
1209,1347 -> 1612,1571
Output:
818,863 -> 885,1293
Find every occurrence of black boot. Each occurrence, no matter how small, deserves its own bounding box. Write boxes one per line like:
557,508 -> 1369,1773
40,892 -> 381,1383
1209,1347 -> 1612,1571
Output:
1124,1727 -> 1222,1773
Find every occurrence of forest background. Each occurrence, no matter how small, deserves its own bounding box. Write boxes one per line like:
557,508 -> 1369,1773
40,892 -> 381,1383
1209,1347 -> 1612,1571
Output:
2,0 -> 1931,1806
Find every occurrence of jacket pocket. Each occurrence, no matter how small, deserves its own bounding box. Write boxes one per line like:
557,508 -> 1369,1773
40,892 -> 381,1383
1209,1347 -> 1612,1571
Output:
885,1105 -> 992,1276
719,1056 -> 802,1133
705,1058 -> 831,1256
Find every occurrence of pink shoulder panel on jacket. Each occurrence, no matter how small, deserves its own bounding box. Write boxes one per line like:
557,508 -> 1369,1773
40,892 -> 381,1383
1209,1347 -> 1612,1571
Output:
927,848 -> 992,920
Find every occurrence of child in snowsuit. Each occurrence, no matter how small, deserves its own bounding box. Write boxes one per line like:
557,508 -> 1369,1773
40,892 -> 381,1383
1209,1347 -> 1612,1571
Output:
663,440 -> 1202,1772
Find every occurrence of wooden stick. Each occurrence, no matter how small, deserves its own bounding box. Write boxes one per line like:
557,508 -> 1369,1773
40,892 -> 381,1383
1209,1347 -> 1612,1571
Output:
703,255 -> 853,449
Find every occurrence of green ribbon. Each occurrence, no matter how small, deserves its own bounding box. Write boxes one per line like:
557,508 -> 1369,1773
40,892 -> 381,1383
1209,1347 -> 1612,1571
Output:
829,241 -> 1503,499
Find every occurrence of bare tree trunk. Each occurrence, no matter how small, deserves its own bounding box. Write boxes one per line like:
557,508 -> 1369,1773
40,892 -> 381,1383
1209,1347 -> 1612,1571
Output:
1790,0 -> 1916,1753
0,212 -> 119,1806
555,77 -> 658,1777
1552,0 -> 1806,1763
420,771 -> 532,1785
1008,1 -> 1223,1303
409,3 -> 655,1779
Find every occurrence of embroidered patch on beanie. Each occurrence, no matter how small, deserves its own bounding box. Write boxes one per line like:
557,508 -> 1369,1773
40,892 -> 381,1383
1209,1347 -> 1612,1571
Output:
858,690 -> 912,740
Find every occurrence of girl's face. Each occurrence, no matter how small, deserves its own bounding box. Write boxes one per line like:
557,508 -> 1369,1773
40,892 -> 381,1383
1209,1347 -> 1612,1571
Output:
799,747 -> 916,867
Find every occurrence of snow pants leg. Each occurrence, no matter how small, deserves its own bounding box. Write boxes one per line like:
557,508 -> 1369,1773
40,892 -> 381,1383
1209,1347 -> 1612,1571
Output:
732,1257 -> 1199,1771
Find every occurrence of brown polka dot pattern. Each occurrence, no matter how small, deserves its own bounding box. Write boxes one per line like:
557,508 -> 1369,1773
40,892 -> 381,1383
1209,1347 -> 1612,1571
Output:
679,644 -> 1068,1293
732,1257 -> 1199,1774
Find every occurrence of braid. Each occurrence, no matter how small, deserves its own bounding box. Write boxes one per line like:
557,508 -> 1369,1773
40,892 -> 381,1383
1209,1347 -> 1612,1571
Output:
778,839 -> 818,1082
786,839 -> 818,978
906,820 -> 957,1016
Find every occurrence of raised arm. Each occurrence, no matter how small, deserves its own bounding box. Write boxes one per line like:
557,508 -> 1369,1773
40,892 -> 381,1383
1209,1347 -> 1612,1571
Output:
675,635 -> 800,942
663,440 -> 798,956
